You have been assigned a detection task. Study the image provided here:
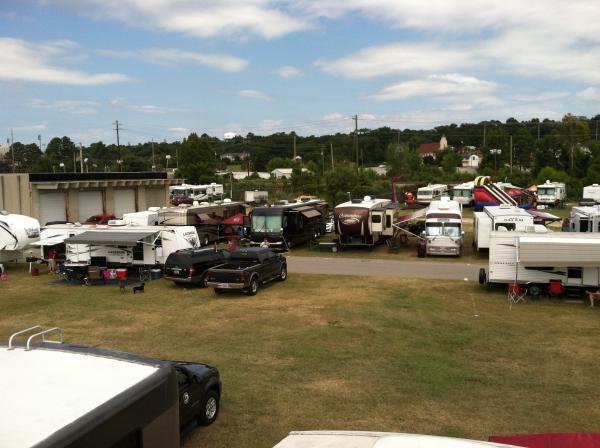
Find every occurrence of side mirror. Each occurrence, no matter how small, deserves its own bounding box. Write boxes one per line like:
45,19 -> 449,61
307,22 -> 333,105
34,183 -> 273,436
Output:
420,231 -> 426,237
461,230 -> 465,236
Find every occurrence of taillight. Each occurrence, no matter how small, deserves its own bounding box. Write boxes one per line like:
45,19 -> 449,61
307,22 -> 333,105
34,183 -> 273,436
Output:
189,267 -> 196,277
239,272 -> 246,281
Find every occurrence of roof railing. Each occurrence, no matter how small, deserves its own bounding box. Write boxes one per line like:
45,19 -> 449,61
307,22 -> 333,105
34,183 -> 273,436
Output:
7,325 -> 64,350
8,325 -> 43,349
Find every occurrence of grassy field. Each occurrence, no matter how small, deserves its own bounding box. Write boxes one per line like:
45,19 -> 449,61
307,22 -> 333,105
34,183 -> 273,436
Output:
1,265 -> 600,447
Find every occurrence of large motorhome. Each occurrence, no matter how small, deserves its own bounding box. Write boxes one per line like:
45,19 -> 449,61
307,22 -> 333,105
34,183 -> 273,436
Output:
473,205 -> 534,251
63,223 -> 200,267
536,180 -> 566,206
422,197 -> 463,256
451,181 -> 474,206
157,200 -> 247,246
2,327 -> 179,447
416,184 -> 448,205
244,190 -> 269,205
0,211 -> 40,264
482,227 -> 600,294
169,183 -> 223,205
582,184 -> 600,205
250,199 -> 328,249
334,196 -> 397,248
568,206 -> 600,233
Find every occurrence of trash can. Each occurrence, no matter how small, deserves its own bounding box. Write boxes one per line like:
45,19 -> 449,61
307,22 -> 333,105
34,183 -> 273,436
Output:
150,268 -> 162,280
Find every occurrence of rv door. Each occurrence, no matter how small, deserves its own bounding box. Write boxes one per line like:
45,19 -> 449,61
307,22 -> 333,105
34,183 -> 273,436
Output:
371,211 -> 384,232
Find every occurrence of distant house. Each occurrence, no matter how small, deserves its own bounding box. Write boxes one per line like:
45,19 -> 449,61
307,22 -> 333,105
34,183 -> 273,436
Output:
366,164 -> 388,176
271,168 -> 309,179
462,154 -> 481,169
0,143 -> 9,157
229,171 -> 270,180
220,152 -> 249,162
417,135 -> 448,159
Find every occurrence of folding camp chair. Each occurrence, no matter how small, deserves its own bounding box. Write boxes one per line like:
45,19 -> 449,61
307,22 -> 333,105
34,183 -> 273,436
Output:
507,282 -> 526,307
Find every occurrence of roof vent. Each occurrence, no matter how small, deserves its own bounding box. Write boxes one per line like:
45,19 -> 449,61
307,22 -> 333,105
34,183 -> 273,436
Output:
108,219 -> 126,226
224,198 -> 232,203
351,199 -> 362,204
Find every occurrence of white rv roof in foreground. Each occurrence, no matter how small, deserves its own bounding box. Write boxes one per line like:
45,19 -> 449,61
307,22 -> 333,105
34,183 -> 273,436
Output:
483,205 -> 531,217
274,431 -> 519,448
0,347 -> 158,447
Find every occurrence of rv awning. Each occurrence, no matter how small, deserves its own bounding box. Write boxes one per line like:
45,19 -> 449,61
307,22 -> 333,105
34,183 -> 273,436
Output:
222,213 -> 246,225
30,235 -> 69,246
301,209 -> 321,219
395,208 -> 427,225
519,236 -> 600,266
64,231 -> 157,246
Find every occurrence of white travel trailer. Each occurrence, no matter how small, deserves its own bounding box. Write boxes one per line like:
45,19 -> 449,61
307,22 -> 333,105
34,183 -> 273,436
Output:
0,211 -> 40,263
473,205 -> 534,251
536,180 -> 566,206
123,210 -> 158,226
334,196 -> 397,248
452,181 -> 474,206
170,183 -> 223,203
244,190 -> 269,204
63,224 -> 200,267
416,184 -> 448,204
568,205 -> 600,233
33,223 -> 94,260
483,227 -> 600,294
421,197 -> 463,256
582,184 -> 600,204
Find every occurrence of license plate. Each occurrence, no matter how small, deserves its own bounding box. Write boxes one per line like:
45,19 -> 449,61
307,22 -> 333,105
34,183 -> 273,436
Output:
218,283 -> 230,288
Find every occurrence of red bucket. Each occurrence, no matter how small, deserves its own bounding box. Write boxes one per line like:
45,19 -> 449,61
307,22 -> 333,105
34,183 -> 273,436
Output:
116,268 -> 128,279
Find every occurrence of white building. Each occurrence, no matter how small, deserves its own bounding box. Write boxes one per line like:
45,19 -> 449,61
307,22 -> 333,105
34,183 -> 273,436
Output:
462,154 -> 480,168
367,164 -> 388,176
230,171 -> 270,180
271,168 -> 310,179
0,143 -> 9,158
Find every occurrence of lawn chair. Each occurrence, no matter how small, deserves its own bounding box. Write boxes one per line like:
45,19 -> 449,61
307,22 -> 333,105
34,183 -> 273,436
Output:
507,282 -> 526,307
548,279 -> 565,297
84,266 -> 104,286
386,238 -> 400,253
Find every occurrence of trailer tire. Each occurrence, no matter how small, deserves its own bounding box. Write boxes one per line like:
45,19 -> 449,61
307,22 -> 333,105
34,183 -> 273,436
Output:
478,268 -> 487,285
246,277 -> 259,296
528,285 -> 541,298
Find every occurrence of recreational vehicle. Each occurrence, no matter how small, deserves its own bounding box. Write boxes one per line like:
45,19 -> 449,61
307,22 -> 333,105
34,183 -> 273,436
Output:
33,223 -> 94,261
63,224 -> 200,267
2,327 -> 180,448
169,183 -> 223,205
244,190 -> 269,204
123,210 -> 159,226
334,196 -> 397,248
0,211 -> 40,263
536,180 -> 566,206
416,184 -> 448,205
568,206 -> 600,233
421,197 -> 464,256
581,184 -> 600,205
157,200 -> 247,246
451,181 -> 474,206
473,205 -> 534,251
482,227 -> 600,295
250,199 -> 328,249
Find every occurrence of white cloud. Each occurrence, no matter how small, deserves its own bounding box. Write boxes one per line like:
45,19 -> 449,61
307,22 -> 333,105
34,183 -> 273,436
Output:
100,48 -> 248,72
51,0 -> 309,39
168,127 -> 192,135
0,38 -> 130,85
257,119 -> 284,132
13,123 -> 48,132
110,97 -> 189,114
275,65 -> 301,78
576,87 -> 600,102
27,99 -> 101,114
237,89 -> 271,101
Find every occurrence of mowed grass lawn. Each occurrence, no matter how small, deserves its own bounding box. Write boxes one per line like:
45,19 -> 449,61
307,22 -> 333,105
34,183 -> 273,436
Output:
1,266 -> 600,447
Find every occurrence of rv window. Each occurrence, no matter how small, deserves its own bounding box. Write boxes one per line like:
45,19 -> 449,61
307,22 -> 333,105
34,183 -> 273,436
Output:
444,223 -> 461,237
371,215 -> 382,223
580,219 -> 589,232
252,215 -> 282,233
568,267 -> 583,279
537,187 -> 553,196
425,222 -> 443,236
386,215 -> 391,227
495,223 -> 516,231
175,369 -> 189,387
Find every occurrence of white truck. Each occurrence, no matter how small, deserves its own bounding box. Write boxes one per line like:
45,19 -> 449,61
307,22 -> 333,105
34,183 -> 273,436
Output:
482,226 -> 600,296
581,184 -> 600,205
420,197 -> 463,256
451,181 -> 474,206
473,205 -> 534,251
536,180 -> 566,206
416,184 -> 448,205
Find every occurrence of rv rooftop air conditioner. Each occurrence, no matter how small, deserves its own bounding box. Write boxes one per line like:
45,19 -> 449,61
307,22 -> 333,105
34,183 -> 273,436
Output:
498,204 -> 511,209
224,198 -> 231,203
108,220 -> 126,226
364,195 -> 372,202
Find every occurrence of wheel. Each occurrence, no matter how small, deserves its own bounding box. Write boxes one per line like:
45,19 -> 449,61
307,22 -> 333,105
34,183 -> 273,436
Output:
203,235 -> 210,246
528,285 -> 541,298
278,265 -> 287,281
214,288 -> 225,295
246,277 -> 259,296
200,273 -> 208,288
331,245 -> 338,253
197,390 -> 219,426
478,268 -> 487,285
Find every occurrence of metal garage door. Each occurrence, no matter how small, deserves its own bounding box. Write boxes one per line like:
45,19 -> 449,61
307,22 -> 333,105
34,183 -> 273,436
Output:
114,189 -> 136,218
39,191 -> 67,225
78,191 -> 103,222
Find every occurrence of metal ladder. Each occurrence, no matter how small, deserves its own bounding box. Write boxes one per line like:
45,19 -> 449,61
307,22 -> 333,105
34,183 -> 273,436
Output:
8,326 -> 64,351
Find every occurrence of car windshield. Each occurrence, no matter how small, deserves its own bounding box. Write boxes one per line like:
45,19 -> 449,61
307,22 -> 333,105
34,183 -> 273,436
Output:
453,189 -> 471,197
538,187 -> 554,195
425,222 -> 442,236
171,189 -> 188,197
426,222 -> 461,237
444,223 -> 461,237
252,215 -> 282,233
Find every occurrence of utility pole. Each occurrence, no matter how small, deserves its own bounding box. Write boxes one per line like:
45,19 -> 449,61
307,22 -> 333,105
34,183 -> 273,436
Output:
151,140 -> 155,170
79,143 -> 84,173
352,114 -> 358,168
113,120 -> 121,167
509,135 -> 513,174
37,134 -> 42,152
10,129 -> 15,173
320,146 -> 325,175
330,143 -> 334,170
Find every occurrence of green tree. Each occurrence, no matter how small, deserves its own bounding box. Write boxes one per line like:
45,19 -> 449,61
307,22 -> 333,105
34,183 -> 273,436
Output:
176,133 -> 217,183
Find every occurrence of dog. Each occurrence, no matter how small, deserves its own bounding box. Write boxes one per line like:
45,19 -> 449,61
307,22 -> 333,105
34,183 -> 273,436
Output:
133,282 -> 145,294
586,290 -> 600,307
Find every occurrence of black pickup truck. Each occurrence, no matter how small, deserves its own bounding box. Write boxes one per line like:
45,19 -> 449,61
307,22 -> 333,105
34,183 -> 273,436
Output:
205,247 -> 287,295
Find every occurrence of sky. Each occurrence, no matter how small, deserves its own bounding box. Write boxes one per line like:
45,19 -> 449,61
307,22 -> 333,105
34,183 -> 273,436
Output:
1,0 -> 600,146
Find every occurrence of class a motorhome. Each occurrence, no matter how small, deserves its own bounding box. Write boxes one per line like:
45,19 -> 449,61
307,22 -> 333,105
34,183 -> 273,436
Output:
536,180 -> 566,206
483,226 -> 600,293
244,190 -> 269,205
250,198 -> 328,249
568,205 -> 600,233
0,211 -> 40,263
63,223 -> 200,267
473,205 -> 534,251
416,184 -> 448,205
582,184 -> 600,204
169,183 -> 224,204
422,197 -> 464,256
451,181 -> 474,206
2,327 -> 179,448
334,196 -> 397,247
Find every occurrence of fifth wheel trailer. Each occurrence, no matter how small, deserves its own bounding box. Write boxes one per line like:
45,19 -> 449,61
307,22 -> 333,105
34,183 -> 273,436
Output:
0,211 -> 40,263
473,205 -> 534,251
334,196 -> 397,248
